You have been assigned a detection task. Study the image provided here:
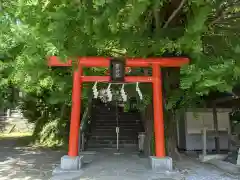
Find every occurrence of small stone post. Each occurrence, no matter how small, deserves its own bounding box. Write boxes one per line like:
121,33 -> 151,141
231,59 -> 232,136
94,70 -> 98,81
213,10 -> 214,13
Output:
6,109 -> 11,118
237,148 -> 240,165
202,127 -> 207,156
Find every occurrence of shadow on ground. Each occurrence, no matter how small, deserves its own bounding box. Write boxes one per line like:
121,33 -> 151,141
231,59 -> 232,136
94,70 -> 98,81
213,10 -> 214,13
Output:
0,136 -> 65,180
0,116 -> 8,133
1,137 -> 239,180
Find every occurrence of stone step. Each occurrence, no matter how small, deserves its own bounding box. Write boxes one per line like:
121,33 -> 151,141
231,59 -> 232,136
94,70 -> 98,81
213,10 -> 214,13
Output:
93,118 -> 140,122
94,121 -> 141,125
92,129 -> 142,134
87,143 -> 137,149
92,112 -> 139,117
91,130 -> 141,135
86,104 -> 142,149
93,112 -> 140,116
90,134 -> 138,140
91,132 -> 141,137
5,117 -> 26,121
93,125 -> 142,129
87,139 -> 138,146
93,119 -> 141,123
94,118 -> 141,121
90,133 -> 139,138
93,128 -> 142,132
93,127 -> 141,131
93,124 -> 142,128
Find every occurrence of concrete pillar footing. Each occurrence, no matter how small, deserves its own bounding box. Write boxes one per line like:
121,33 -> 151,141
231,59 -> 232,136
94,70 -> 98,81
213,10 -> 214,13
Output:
149,156 -> 173,171
60,155 -> 83,171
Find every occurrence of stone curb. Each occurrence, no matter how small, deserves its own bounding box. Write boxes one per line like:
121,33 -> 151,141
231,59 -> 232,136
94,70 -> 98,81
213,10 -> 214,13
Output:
206,159 -> 240,175
51,166 -> 84,180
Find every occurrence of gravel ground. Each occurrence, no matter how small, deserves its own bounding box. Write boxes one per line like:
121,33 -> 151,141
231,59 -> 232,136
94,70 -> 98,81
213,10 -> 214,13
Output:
176,156 -> 240,180
0,137 -> 65,180
0,138 -> 239,180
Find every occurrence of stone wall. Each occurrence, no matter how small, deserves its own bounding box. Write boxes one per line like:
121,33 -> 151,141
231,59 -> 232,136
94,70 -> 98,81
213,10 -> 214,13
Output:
177,108 -> 231,151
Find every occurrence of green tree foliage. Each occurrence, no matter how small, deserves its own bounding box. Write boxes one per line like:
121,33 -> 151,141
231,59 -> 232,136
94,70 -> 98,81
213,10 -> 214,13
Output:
0,0 -> 240,147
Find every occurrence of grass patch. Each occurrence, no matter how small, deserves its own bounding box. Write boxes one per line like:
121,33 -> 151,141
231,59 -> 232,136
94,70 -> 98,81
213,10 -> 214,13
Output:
0,132 -> 33,138
0,132 -> 33,146
0,132 -> 67,151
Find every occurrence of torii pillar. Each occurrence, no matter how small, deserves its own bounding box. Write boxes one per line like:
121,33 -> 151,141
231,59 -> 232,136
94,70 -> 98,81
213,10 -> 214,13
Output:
48,56 -> 189,171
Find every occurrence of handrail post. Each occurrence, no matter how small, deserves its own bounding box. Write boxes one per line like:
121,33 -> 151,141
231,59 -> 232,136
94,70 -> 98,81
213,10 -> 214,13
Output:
81,132 -> 85,151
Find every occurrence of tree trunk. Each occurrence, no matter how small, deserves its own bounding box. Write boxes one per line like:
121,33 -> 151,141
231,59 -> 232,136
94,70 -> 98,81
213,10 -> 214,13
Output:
212,103 -> 220,153
165,110 -> 182,160
143,105 -> 154,156
162,68 -> 182,160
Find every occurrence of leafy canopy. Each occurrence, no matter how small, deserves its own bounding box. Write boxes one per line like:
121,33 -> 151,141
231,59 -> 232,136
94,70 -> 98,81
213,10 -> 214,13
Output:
0,0 -> 240,108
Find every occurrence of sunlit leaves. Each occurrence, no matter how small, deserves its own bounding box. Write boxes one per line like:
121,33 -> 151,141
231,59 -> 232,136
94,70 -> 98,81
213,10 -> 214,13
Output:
39,76 -> 53,89
125,0 -> 150,27
0,0 -> 240,111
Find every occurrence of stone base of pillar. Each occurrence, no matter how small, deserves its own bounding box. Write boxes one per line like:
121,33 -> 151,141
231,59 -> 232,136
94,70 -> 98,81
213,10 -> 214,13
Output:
51,156 -> 84,179
149,156 -> 173,171
60,155 -> 83,170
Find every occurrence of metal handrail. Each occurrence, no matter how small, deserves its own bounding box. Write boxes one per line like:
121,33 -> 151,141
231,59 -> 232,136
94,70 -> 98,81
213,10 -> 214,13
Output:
80,106 -> 90,132
79,92 -> 93,152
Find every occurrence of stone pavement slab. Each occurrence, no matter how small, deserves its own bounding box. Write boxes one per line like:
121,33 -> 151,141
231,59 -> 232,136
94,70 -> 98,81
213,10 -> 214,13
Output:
0,138 -> 239,180
176,155 -> 240,180
51,150 -> 185,180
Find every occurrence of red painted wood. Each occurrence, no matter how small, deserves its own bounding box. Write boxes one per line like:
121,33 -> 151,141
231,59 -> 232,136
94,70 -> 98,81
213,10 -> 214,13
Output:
48,56 -> 189,67
152,64 -> 166,157
68,66 -> 82,157
48,56 -> 72,67
81,76 -> 153,83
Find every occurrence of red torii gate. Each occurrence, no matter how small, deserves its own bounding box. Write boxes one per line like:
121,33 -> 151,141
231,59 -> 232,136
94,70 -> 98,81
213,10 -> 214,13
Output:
48,56 -> 189,159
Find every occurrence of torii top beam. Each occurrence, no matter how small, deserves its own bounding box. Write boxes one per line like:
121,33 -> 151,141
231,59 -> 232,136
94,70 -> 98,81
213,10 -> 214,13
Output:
48,56 -> 189,68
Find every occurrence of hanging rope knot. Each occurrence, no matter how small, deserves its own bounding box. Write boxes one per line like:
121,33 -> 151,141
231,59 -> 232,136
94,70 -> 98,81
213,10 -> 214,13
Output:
120,84 -> 127,102
136,82 -> 143,100
92,82 -> 99,99
106,83 -> 112,101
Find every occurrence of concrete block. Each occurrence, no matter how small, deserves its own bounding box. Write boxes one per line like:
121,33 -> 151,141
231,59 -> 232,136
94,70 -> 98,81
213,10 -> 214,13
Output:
52,166 -> 83,175
60,155 -> 83,170
199,154 -> 227,162
51,170 -> 84,180
150,156 -> 173,171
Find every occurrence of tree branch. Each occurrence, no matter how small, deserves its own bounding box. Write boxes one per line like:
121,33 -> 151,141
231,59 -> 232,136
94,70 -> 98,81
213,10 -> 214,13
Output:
153,0 -> 161,32
153,8 -> 160,31
210,12 -> 240,27
163,0 -> 187,28
210,12 -> 228,25
209,0 -> 240,26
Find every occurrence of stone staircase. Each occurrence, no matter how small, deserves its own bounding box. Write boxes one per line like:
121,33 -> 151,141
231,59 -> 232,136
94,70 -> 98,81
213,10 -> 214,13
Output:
0,109 -> 33,133
86,101 -> 144,149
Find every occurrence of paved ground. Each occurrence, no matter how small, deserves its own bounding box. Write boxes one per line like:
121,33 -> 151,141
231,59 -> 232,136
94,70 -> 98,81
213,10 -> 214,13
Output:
0,138 -> 239,180
66,149 -> 185,180
0,137 -> 64,180
53,149 -> 240,180
176,156 -> 240,180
